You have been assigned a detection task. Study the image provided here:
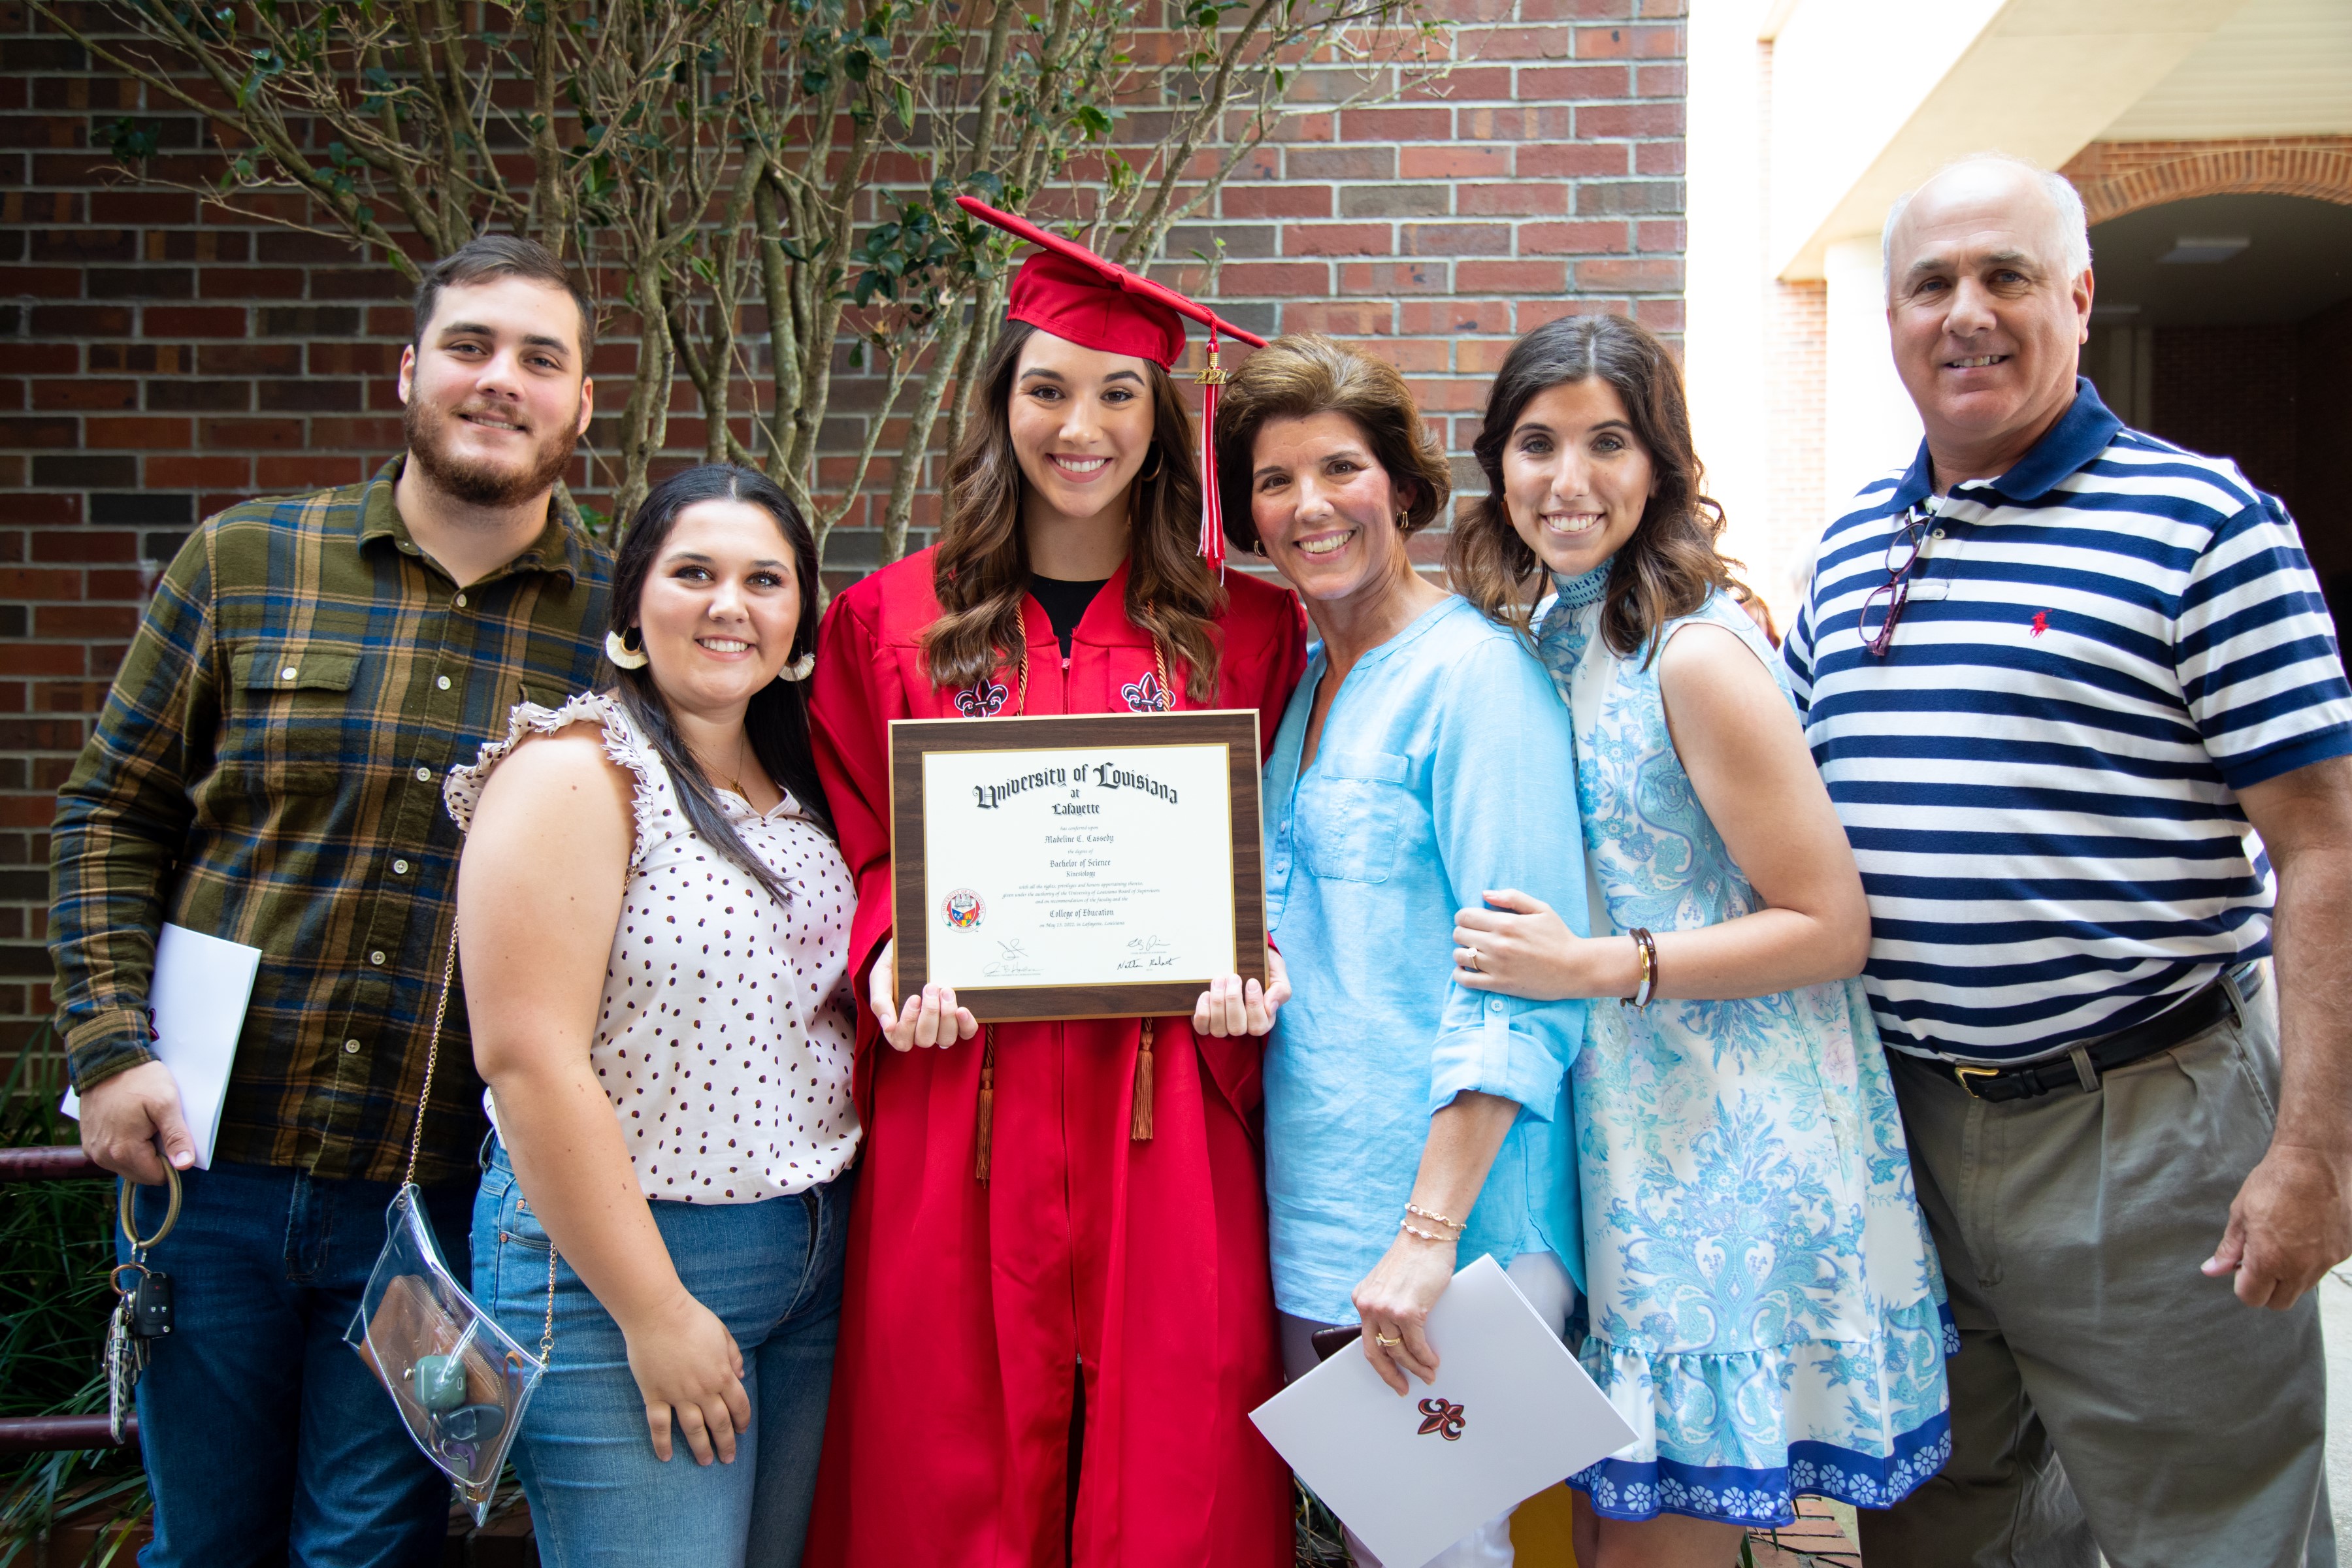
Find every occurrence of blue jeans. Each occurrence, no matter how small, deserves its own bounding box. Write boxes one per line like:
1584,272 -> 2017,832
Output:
472,1142 -> 851,1568
119,1160 -> 473,1568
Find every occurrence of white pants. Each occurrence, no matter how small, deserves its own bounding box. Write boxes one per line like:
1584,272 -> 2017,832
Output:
1279,1252 -> 1577,1568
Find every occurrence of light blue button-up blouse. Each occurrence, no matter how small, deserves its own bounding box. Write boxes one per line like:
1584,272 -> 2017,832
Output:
1261,594 -> 1591,1324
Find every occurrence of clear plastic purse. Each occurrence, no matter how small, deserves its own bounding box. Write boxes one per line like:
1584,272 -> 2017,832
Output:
345,927 -> 551,1521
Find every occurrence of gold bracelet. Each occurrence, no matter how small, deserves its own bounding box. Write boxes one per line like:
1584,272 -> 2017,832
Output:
1399,1218 -> 1458,1243
1403,1202 -> 1464,1233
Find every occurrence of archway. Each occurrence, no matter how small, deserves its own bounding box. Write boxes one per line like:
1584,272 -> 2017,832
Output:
2081,192 -> 2352,631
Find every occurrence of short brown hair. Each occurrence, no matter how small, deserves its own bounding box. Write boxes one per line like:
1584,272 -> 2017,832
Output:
1448,314 -> 1742,661
1212,335 -> 1452,554
411,235 -> 596,367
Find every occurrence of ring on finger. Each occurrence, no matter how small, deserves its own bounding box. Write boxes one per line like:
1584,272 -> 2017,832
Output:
1373,1330 -> 1402,1347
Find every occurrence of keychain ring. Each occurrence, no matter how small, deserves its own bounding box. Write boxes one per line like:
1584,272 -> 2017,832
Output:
117,1163 -> 182,1252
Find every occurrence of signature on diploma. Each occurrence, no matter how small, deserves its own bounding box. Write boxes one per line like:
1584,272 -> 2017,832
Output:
1115,935 -> 1179,972
983,939 -> 1043,979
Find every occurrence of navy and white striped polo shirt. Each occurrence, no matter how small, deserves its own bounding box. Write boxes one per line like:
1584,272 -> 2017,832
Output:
1783,380 -> 2352,1066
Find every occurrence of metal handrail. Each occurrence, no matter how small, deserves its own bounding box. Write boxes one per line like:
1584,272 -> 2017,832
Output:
0,1143 -> 133,1451
0,1144 -> 100,1181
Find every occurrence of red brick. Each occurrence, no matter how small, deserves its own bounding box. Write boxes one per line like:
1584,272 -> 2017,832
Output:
1459,183 -> 1568,216
1217,261 -> 1332,296
1337,107 -> 1454,142
1458,259 -> 1567,292
257,456 -> 372,489
31,379 -> 135,410
0,643 -> 90,676
1280,302 -> 1400,335
1400,146 -> 1509,180
1283,223 -> 1391,256
83,417 -> 190,449
1518,296 -> 1633,329
1402,300 -> 1512,334
0,344 -> 78,374
197,417 -> 306,449
1577,101 -> 1683,139
1521,221 -> 1633,254
1574,22 -> 1680,58
1516,64 -> 1631,98
1516,141 -> 1629,178
144,307 -> 249,337
1575,257 -> 1682,291
1284,147 -> 1396,180
1467,25 -> 1577,59
33,605 -> 140,640
1219,185 -> 1331,219
1336,261 -> 1450,294
146,456 -> 252,489
28,529 -> 137,564
1401,223 -> 1512,256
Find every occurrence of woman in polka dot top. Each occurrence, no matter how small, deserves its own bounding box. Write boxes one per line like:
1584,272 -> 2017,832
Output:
447,464 -> 856,1568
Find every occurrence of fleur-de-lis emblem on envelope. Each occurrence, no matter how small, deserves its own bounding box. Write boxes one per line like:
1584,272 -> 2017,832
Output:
1416,1397 -> 1467,1441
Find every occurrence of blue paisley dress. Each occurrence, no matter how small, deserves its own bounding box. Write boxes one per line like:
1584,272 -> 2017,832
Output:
1535,566 -> 1953,1527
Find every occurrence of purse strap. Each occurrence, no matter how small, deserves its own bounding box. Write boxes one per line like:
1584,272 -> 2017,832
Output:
400,923 -> 461,1189
404,917 -> 558,1362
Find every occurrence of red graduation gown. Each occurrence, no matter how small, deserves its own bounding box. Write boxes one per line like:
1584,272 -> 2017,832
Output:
804,550 -> 1308,1568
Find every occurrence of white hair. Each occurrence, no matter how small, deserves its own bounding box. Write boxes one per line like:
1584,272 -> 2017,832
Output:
1882,152 -> 2091,295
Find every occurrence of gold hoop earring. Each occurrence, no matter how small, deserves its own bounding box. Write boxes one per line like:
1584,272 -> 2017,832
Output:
1139,448 -> 1164,482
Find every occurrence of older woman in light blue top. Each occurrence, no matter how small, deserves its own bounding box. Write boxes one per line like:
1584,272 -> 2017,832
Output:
1201,335 -> 1589,1568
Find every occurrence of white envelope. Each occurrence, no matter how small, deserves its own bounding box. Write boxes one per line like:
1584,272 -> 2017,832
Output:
1250,1253 -> 1636,1568
61,922 -> 263,1170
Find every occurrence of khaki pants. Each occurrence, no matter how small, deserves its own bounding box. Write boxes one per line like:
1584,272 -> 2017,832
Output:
1861,968 -> 2336,1568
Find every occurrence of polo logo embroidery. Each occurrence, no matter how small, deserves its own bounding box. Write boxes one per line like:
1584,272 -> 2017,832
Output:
2030,610 -> 2048,637
1121,669 -> 1171,713
955,677 -> 1010,717
1416,1397 -> 1467,1441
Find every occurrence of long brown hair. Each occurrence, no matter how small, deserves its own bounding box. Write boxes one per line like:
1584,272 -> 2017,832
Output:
923,321 -> 1224,702
1447,314 -> 1743,661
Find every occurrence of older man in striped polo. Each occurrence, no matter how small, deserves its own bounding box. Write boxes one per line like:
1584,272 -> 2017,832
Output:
1782,153 -> 2352,1568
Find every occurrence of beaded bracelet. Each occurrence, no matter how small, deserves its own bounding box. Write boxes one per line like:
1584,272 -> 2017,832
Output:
1404,1202 -> 1464,1233
1399,1218 -> 1459,1243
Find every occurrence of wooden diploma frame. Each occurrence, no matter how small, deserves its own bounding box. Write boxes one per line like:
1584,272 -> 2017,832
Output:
889,710 -> 1267,1021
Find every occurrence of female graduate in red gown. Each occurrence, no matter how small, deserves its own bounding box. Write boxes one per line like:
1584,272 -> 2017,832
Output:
802,208 -> 1307,1567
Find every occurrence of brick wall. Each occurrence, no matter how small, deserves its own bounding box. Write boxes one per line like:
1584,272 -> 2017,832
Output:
2060,136 -> 2352,225
0,2 -> 1687,1060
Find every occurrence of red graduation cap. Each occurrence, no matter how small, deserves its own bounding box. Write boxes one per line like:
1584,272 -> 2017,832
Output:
956,195 -> 1266,575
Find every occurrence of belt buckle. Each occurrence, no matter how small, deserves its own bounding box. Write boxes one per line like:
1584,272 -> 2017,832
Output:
1953,1064 -> 2001,1098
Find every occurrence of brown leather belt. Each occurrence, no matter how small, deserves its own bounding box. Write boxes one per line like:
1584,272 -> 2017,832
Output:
1940,969 -> 2254,1102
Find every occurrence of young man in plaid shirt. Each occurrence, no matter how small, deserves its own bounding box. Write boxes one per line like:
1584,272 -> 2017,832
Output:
51,235 -> 613,1567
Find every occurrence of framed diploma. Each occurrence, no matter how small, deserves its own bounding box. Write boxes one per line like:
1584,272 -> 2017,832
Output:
889,710 -> 1267,1021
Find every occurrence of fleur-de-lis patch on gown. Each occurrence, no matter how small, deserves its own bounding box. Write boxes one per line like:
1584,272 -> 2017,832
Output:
1416,1397 -> 1467,1441
955,677 -> 1010,717
1120,668 -> 1172,713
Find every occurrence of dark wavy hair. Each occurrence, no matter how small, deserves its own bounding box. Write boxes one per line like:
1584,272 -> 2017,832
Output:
1211,333 -> 1452,555
922,321 -> 1225,704
607,463 -> 832,904
1448,314 -> 1743,662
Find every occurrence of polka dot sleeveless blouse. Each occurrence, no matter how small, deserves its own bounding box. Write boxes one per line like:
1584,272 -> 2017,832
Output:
448,693 -> 859,1202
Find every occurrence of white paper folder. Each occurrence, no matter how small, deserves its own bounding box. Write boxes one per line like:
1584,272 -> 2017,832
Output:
61,922 -> 263,1171
1249,1253 -> 1637,1568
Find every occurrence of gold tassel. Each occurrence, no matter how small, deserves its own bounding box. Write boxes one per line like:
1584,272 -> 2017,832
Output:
974,1026 -> 996,1183
1131,1019 -> 1155,1142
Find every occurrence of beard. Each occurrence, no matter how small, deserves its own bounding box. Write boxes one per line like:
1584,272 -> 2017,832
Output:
402,395 -> 580,509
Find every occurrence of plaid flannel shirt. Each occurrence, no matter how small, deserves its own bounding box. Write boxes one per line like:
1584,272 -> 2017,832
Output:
50,457 -> 613,1186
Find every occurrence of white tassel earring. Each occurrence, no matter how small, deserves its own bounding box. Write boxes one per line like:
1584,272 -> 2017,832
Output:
778,651 -> 817,683
604,629 -> 649,670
